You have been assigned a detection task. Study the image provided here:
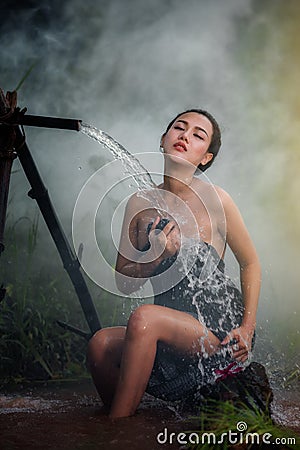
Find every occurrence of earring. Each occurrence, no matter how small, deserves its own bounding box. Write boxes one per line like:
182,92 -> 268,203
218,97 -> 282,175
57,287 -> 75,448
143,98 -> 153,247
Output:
159,146 -> 164,153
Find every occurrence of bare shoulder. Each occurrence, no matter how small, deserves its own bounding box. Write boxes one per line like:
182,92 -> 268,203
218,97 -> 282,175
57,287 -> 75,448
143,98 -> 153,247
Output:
124,190 -> 154,213
193,179 -> 235,212
213,185 -> 238,211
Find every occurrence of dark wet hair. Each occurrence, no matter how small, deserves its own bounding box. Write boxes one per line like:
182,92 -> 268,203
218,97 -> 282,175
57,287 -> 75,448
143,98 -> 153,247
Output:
163,108 -> 221,172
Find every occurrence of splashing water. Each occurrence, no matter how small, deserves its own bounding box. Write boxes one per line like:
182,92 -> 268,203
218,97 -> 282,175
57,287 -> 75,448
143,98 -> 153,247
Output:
80,123 -> 155,191
80,122 -> 169,216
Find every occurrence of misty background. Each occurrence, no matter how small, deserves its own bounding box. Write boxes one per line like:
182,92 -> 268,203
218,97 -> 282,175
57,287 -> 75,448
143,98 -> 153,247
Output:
1,0 -> 299,378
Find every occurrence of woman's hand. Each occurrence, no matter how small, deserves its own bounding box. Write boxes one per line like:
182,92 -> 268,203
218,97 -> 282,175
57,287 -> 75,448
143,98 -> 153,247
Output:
148,216 -> 180,260
221,325 -> 254,363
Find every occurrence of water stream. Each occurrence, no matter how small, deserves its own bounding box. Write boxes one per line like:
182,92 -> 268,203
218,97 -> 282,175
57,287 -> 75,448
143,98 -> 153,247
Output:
80,123 -> 155,192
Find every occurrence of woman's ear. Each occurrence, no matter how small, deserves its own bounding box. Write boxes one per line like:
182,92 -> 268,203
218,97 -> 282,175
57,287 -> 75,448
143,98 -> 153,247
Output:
200,152 -> 213,166
160,133 -> 165,148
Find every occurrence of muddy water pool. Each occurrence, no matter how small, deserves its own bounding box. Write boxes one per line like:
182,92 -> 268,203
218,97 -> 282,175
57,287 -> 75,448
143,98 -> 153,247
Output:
0,379 -> 299,450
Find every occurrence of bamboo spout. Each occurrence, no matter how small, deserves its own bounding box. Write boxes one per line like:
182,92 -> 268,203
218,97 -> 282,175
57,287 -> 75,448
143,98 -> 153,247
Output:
7,113 -> 82,131
0,88 -> 81,131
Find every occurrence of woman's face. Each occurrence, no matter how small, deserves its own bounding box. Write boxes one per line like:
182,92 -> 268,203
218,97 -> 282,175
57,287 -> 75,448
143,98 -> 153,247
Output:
161,112 -> 214,169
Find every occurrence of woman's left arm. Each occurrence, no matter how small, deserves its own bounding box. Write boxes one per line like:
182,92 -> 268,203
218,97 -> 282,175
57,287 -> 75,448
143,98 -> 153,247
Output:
217,188 -> 261,362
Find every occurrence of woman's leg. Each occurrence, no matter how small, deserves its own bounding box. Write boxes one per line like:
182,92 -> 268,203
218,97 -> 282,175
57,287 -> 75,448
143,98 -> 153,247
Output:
109,304 -> 221,418
87,326 -> 126,407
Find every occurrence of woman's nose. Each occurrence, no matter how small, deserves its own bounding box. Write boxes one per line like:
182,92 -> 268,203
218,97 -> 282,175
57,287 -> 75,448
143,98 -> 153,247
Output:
179,129 -> 189,141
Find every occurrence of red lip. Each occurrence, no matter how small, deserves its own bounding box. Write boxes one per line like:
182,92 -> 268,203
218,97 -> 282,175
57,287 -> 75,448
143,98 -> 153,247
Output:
173,142 -> 187,152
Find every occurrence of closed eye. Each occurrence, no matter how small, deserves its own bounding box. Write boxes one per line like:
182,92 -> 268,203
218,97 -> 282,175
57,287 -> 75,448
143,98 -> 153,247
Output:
194,134 -> 204,140
174,125 -> 185,131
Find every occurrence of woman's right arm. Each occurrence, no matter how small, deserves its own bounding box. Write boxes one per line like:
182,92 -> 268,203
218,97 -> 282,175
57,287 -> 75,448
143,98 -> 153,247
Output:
115,195 -> 179,294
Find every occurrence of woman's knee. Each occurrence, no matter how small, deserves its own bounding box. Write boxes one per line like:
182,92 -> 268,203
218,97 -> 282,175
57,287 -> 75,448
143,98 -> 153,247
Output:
126,304 -> 158,339
87,329 -> 104,364
87,328 -> 117,366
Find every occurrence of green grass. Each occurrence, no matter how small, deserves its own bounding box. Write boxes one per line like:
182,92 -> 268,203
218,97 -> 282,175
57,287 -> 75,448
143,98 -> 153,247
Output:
0,212 -> 88,381
284,366 -> 300,388
14,63 -> 37,91
186,399 -> 299,449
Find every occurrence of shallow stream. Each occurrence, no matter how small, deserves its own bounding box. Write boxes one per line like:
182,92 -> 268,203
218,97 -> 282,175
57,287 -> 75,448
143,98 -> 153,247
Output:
0,379 -> 299,450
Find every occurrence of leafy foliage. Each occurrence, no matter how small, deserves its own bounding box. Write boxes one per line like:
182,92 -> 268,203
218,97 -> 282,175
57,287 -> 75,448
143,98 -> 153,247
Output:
0,212 -> 88,381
